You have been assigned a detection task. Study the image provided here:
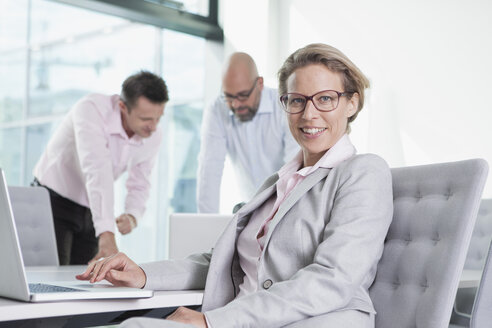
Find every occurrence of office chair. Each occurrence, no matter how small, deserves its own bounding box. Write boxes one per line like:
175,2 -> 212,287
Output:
463,200 -> 492,271
450,241 -> 492,328
8,186 -> 59,266
369,159 -> 488,328
450,200 -> 492,327
468,240 -> 492,327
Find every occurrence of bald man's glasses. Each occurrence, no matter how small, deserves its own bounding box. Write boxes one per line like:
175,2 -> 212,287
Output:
221,77 -> 259,103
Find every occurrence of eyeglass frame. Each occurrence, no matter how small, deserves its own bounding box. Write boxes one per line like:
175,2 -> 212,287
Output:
279,89 -> 355,114
221,77 -> 260,103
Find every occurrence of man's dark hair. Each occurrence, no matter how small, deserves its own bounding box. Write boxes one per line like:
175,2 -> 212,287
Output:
121,70 -> 169,111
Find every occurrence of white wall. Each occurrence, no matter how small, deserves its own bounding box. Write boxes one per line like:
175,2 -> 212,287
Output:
219,0 -> 492,197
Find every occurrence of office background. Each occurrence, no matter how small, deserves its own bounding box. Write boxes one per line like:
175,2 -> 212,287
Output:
1,0 -> 491,263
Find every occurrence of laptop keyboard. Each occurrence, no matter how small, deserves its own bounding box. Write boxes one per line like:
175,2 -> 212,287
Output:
29,283 -> 84,293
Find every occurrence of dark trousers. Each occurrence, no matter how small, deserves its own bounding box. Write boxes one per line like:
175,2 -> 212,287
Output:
33,179 -> 98,265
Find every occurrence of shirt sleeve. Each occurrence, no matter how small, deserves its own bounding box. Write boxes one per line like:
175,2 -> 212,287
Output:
125,129 -> 162,220
140,252 -> 212,290
205,155 -> 393,327
71,100 -> 115,236
196,99 -> 228,213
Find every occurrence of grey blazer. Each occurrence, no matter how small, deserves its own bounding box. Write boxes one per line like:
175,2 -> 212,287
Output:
141,154 -> 393,328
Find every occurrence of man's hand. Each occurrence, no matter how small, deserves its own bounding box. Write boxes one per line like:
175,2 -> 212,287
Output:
89,231 -> 118,263
167,307 -> 207,328
76,252 -> 146,288
116,214 -> 137,235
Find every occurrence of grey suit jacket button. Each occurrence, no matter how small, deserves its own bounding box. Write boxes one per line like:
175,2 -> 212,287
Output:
262,279 -> 273,289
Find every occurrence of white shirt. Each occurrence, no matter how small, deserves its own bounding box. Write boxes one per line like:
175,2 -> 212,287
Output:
197,87 -> 299,213
33,94 -> 162,236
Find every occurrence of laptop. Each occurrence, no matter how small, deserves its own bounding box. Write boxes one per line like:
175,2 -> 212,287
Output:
168,213 -> 233,260
0,168 -> 153,302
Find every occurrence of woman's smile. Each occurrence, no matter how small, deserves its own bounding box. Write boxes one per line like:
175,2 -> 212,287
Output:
299,126 -> 327,138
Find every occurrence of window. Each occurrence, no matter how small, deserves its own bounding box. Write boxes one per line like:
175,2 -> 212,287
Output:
144,0 -> 209,16
51,0 -> 222,41
0,0 -> 207,262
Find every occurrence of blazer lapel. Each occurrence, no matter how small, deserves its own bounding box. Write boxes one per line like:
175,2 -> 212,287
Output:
223,176 -> 278,298
234,174 -> 279,230
262,167 -> 331,250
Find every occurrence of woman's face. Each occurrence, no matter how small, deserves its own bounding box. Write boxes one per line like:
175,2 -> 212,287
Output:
286,64 -> 358,167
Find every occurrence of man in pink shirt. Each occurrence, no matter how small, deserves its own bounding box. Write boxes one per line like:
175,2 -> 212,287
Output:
33,71 -> 168,265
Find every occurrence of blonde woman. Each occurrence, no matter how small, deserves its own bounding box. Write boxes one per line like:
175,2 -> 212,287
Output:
78,43 -> 393,328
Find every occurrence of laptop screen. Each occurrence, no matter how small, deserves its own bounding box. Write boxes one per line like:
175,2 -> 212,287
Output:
0,169 -> 31,301
168,213 -> 233,260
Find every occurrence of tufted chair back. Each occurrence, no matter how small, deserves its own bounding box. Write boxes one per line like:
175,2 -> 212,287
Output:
8,186 -> 59,266
464,199 -> 492,270
369,159 -> 488,328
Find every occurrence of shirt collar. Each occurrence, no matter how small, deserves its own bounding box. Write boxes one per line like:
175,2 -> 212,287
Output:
109,95 -> 144,145
278,134 -> 356,179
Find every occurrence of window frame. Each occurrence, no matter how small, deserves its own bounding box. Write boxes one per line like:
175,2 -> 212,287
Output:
50,0 -> 223,41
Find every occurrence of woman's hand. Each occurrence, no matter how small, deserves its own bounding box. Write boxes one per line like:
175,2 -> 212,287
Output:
76,252 -> 146,288
167,307 -> 208,328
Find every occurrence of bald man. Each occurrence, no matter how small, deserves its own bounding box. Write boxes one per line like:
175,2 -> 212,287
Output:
197,52 -> 299,213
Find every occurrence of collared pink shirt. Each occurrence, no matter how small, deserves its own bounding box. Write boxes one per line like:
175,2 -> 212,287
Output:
33,93 -> 162,236
236,134 -> 356,297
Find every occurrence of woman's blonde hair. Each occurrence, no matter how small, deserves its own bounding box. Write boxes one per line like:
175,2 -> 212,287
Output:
278,43 -> 370,131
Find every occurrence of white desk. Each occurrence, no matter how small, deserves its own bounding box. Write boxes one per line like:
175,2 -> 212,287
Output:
0,290 -> 203,322
0,267 -> 482,325
460,269 -> 482,288
0,266 -> 203,326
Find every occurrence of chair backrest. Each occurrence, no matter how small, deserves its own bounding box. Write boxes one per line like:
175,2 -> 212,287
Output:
369,159 -> 488,328
470,240 -> 492,327
465,199 -> 492,270
8,186 -> 59,266
452,198 -> 492,320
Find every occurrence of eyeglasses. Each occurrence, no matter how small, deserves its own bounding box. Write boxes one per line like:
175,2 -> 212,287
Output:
280,89 -> 355,114
221,77 -> 259,103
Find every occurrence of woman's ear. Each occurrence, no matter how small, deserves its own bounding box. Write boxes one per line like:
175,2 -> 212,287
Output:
346,93 -> 359,117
